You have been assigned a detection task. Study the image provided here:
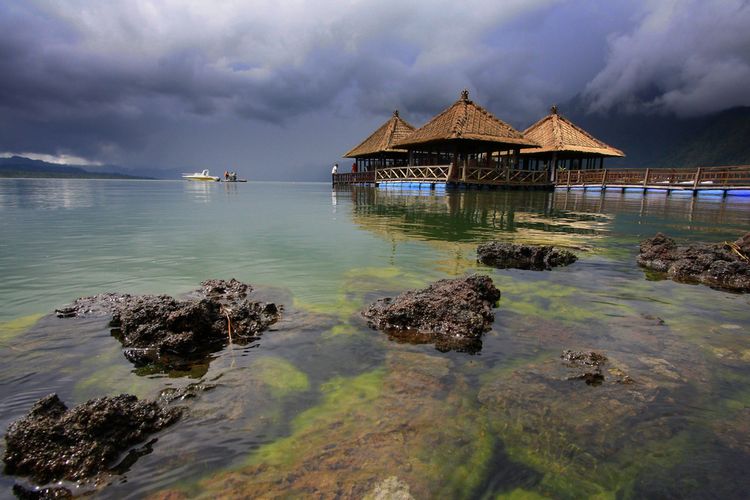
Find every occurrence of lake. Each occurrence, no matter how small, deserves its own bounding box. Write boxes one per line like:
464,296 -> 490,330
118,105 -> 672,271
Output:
1,179 -> 749,498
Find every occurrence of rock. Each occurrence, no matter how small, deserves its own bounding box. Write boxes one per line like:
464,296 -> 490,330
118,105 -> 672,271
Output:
362,275 -> 500,352
561,350 -> 608,385
364,476 -> 415,500
56,279 -> 281,367
477,241 -> 577,270
3,393 -> 182,485
637,233 -> 750,292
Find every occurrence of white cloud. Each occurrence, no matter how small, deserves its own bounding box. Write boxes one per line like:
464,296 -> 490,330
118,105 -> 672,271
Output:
0,152 -> 102,165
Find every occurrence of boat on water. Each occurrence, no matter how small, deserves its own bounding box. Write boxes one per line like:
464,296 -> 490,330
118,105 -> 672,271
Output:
182,169 -> 220,182
220,171 -> 247,182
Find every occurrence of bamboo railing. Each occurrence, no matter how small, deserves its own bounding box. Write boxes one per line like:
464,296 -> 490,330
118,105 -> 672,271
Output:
376,165 -> 450,183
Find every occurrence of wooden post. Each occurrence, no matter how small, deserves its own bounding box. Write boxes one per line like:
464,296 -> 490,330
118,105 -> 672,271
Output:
692,167 -> 702,191
601,169 -> 608,189
643,168 -> 650,193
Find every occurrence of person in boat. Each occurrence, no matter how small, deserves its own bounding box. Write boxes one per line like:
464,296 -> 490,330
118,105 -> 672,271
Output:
224,171 -> 229,181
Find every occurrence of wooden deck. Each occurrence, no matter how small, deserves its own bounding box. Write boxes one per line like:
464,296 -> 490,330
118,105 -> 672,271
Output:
332,164 -> 750,194
556,166 -> 750,194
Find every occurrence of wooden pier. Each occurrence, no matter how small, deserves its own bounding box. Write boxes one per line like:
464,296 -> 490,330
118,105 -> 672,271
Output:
333,165 -> 750,195
557,165 -> 750,195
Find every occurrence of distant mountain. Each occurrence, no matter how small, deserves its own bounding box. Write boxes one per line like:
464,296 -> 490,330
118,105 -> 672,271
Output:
0,156 -> 153,179
560,102 -> 750,169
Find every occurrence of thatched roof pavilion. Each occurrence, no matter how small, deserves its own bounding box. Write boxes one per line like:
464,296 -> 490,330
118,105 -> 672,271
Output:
520,106 -> 624,171
393,90 -> 538,153
344,110 -> 416,170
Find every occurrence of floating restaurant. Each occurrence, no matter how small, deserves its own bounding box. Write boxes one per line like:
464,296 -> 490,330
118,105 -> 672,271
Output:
334,90 -> 750,195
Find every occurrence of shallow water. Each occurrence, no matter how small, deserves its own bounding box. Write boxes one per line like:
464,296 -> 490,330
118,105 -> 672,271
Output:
1,179 -> 749,498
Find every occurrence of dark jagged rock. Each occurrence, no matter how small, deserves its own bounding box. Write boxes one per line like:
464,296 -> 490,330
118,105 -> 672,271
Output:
561,350 -> 608,386
362,275 -> 500,352
637,233 -> 750,292
12,484 -> 73,499
56,279 -> 281,367
476,241 -> 577,270
3,394 -> 181,485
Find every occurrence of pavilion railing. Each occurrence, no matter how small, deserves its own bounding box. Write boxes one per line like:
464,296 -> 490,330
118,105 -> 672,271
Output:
376,165 -> 450,182
557,165 -> 750,189
462,166 -> 550,185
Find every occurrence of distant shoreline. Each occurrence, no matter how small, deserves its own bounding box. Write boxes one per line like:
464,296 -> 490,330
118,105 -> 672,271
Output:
0,171 -> 154,180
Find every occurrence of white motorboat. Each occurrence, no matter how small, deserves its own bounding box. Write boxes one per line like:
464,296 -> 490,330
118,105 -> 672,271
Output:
182,169 -> 220,181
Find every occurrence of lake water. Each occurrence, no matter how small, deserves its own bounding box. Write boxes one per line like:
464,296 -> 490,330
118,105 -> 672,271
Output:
1,179 -> 749,498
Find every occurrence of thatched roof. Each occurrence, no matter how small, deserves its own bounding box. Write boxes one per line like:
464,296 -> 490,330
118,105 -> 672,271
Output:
344,110 -> 416,158
521,106 -> 624,157
392,90 -> 539,150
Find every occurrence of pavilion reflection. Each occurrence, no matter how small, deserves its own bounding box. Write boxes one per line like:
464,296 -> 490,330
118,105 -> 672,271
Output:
342,186 -> 613,248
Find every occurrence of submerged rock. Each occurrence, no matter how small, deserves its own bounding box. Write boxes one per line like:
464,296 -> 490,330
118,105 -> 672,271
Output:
362,275 -> 500,352
561,350 -> 608,386
477,241 -> 577,270
3,393 -> 181,485
637,233 -> 750,292
57,279 -> 281,367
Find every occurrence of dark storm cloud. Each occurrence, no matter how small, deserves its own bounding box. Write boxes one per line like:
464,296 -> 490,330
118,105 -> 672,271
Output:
585,0 -> 750,116
0,0 -> 748,170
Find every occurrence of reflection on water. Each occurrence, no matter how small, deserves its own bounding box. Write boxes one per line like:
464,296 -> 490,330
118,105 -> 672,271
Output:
1,180 -> 750,498
0,178 -> 96,210
347,187 -> 612,250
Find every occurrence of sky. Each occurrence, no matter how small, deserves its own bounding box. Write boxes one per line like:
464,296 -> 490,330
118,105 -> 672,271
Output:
1,0 -> 749,180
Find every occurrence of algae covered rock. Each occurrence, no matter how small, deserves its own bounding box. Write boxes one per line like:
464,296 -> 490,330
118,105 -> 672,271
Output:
637,233 -> 750,292
477,241 -> 577,270
193,350 -> 533,499
3,393 -> 182,484
362,275 -> 500,352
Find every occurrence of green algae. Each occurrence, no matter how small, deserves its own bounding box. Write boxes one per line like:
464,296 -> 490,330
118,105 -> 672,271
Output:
249,357 -> 310,398
0,313 -> 44,342
496,488 -> 552,500
293,266 -> 425,320
244,368 -> 385,468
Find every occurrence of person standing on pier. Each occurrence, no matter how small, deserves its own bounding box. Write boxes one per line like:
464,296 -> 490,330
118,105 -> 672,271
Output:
331,163 -> 338,175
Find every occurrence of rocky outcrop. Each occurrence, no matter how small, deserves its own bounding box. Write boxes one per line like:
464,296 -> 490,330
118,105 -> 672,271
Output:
56,279 -> 281,366
477,241 -> 577,270
3,394 -> 181,484
637,233 -> 750,292
362,275 -> 500,352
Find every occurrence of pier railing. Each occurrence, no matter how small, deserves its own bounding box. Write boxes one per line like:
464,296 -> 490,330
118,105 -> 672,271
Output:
332,171 -> 375,186
557,165 -> 750,191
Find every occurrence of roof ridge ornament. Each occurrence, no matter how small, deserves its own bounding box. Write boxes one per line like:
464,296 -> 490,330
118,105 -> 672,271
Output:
551,105 -> 558,115
460,89 -> 470,102
393,109 -> 399,117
